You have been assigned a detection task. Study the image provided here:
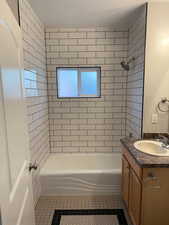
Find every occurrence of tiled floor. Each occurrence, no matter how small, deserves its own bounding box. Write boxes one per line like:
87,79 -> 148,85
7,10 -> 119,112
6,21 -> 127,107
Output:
35,195 -> 127,225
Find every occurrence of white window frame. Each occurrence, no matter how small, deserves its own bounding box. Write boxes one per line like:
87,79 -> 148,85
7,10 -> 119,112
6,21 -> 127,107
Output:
57,67 -> 101,98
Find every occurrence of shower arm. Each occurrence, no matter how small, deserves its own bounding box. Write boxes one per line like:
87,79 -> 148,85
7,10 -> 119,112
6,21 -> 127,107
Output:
127,57 -> 135,64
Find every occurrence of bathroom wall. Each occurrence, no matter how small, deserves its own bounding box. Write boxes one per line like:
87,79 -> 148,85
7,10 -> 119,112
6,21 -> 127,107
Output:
19,0 -> 49,204
46,28 -> 128,153
143,2 -> 169,134
126,6 -> 146,138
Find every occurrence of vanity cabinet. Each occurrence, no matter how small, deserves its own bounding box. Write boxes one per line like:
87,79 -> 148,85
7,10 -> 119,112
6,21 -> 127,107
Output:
122,146 -> 169,225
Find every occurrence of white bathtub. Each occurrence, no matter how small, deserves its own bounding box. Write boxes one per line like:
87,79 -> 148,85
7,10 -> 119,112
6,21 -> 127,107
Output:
40,153 -> 122,196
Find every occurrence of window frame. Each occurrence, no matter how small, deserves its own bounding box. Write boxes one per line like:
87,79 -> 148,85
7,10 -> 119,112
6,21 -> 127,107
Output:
56,67 -> 101,99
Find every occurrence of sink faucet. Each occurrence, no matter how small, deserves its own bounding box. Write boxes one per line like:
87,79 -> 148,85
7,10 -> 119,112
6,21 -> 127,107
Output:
158,135 -> 169,148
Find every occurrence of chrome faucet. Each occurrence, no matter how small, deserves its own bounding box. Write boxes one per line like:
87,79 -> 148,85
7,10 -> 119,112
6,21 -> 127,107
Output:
158,135 -> 169,149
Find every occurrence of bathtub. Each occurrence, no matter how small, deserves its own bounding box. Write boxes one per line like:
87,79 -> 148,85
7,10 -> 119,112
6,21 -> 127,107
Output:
40,153 -> 122,196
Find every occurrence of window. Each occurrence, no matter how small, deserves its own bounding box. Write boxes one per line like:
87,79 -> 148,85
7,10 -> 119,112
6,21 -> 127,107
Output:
57,67 -> 101,98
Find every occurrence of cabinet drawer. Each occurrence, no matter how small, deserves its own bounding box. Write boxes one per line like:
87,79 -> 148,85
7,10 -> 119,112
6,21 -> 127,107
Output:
122,147 -> 142,180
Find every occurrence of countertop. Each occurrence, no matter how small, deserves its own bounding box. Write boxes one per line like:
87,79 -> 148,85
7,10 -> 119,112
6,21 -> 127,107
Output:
120,137 -> 169,168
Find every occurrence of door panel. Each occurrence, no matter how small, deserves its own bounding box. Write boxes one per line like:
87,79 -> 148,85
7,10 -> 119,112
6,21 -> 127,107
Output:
0,10 -> 27,186
6,0 -> 20,24
0,1 -> 35,225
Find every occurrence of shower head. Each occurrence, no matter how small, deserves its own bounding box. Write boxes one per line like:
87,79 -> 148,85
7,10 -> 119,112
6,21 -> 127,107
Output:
121,61 -> 130,71
120,57 -> 135,71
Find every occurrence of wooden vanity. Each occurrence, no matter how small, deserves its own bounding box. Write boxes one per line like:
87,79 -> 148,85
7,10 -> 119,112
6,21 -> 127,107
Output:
121,139 -> 169,225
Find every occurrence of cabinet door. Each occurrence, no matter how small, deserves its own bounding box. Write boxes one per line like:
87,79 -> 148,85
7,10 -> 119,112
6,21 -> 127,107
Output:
141,168 -> 169,225
122,156 -> 130,208
129,169 -> 142,225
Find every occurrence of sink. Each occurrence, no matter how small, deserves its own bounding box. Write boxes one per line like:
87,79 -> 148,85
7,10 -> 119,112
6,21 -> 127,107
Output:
134,140 -> 169,156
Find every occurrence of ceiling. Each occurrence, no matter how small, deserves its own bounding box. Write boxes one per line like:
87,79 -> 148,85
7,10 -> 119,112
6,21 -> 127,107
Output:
28,0 -> 152,28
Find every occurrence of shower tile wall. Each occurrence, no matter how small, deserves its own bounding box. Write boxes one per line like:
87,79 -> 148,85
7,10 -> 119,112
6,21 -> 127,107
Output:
126,7 -> 146,138
46,28 -> 128,153
19,0 -> 49,204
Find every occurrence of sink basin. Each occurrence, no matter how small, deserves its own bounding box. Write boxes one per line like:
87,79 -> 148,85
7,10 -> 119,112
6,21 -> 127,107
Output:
134,140 -> 169,156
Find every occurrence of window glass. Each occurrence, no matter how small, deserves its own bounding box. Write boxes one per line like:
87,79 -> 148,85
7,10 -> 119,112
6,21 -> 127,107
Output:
80,71 -> 97,95
58,69 -> 78,97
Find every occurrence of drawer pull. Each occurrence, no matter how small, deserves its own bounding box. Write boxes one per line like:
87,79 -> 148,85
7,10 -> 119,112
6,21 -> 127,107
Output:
143,173 -> 158,182
152,186 -> 161,189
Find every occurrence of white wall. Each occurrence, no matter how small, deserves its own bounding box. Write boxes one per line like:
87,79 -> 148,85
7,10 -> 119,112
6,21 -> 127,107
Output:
143,2 -> 169,134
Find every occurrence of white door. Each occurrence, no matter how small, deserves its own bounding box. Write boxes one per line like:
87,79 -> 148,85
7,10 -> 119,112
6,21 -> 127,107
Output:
0,1 -> 36,225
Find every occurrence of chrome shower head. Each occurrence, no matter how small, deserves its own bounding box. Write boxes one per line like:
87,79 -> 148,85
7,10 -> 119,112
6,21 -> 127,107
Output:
120,61 -> 130,71
120,57 -> 135,71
